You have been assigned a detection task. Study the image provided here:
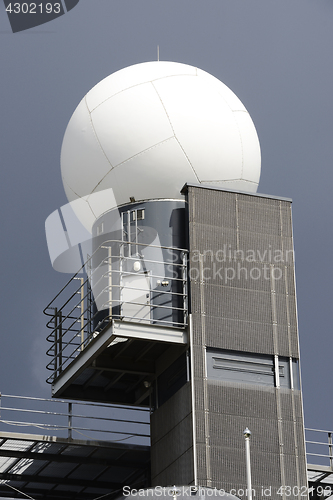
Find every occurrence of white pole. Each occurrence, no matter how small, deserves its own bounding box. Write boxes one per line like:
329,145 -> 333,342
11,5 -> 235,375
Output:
244,428 -> 253,500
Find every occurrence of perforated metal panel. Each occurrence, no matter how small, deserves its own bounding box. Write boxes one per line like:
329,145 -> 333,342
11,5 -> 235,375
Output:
150,186 -> 306,494
186,186 -> 307,494
187,185 -> 300,358
203,315 -> 275,354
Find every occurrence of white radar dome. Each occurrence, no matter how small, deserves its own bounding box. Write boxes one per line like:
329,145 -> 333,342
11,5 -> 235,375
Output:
61,61 -> 261,230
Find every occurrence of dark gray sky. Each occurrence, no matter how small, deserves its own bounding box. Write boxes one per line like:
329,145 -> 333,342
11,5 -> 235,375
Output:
0,0 -> 332,434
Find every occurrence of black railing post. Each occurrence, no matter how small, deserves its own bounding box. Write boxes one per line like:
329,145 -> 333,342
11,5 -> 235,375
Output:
68,402 -> 72,440
328,432 -> 333,469
58,310 -> 62,375
54,307 -> 58,378
54,308 -> 63,379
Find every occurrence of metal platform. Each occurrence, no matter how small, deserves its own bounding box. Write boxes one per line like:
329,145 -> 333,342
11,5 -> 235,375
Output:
51,319 -> 187,405
44,239 -> 188,406
0,431 -> 150,499
308,468 -> 333,499
306,428 -> 333,499
0,394 -> 151,499
0,398 -> 332,499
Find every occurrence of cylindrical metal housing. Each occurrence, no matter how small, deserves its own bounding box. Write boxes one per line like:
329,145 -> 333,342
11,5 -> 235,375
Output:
89,199 -> 187,331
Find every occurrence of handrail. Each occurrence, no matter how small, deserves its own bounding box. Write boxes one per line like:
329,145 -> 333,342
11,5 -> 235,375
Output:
305,428 -> 333,469
43,239 -> 188,316
44,239 -> 188,384
2,393 -> 150,411
0,393 -> 150,444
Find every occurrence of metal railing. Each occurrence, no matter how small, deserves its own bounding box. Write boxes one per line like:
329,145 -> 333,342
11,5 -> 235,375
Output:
305,428 -> 333,469
44,239 -> 188,384
0,393 -> 150,445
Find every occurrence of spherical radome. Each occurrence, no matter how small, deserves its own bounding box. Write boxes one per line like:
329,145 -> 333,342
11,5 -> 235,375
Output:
61,61 -> 261,229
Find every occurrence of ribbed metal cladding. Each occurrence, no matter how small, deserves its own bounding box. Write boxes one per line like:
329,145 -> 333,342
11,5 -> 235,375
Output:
151,382 -> 192,445
187,185 -> 299,359
151,383 -> 194,485
187,186 -> 307,495
151,414 -> 193,474
152,448 -> 195,486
